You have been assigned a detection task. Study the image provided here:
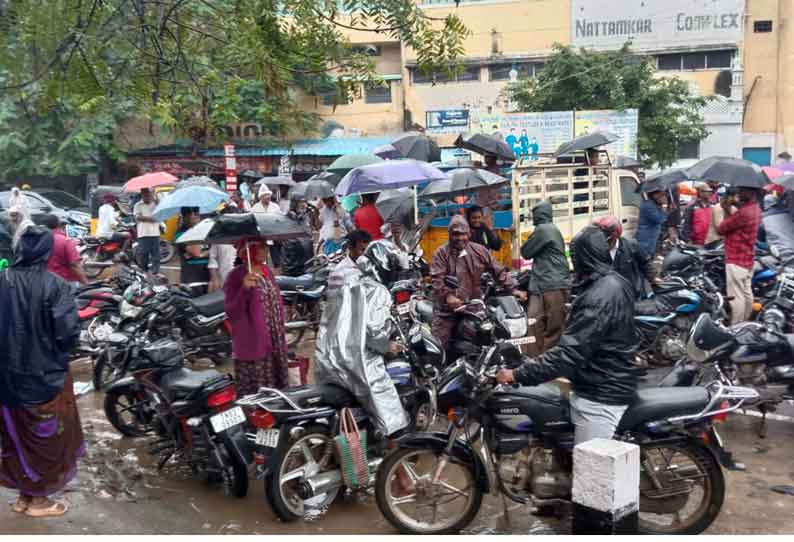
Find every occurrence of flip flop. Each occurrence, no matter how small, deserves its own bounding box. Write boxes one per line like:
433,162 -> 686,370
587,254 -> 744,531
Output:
11,498 -> 30,513
24,501 -> 68,518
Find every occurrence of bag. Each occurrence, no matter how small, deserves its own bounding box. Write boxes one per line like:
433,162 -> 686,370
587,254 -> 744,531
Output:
334,408 -> 370,489
287,355 -> 309,387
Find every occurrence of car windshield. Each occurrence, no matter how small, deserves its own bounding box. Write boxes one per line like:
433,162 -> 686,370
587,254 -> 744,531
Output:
0,192 -> 53,211
38,191 -> 85,209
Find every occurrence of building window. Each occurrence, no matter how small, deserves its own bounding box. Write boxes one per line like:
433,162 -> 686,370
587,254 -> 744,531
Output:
488,62 -> 538,81
410,66 -> 480,84
656,50 -> 734,71
364,83 -> 392,104
754,20 -> 773,33
677,140 -> 700,160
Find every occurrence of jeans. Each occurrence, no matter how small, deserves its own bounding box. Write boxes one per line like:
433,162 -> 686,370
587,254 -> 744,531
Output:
570,392 -> 629,445
138,236 -> 161,274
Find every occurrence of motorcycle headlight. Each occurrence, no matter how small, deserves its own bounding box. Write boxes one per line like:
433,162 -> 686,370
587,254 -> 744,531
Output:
120,299 -> 143,319
504,317 -> 528,338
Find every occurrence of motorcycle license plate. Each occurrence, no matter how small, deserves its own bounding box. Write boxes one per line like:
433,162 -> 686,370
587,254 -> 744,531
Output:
110,315 -> 121,324
210,406 -> 246,433
508,336 -> 536,346
256,429 -> 280,448
396,303 -> 411,315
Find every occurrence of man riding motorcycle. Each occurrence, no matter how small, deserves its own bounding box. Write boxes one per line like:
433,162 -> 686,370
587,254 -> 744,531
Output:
314,240 -> 409,439
497,225 -> 641,444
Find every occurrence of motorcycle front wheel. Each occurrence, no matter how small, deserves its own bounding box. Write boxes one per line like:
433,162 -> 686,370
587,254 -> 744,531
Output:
265,425 -> 341,522
282,300 -> 309,348
375,446 -> 483,534
638,440 -> 725,534
93,347 -> 127,390
104,386 -> 155,437
82,247 -> 104,279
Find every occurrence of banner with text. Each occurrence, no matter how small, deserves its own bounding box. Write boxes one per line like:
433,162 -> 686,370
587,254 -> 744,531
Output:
574,109 -> 639,160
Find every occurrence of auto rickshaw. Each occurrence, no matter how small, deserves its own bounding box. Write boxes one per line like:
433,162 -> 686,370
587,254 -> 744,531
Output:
89,185 -> 179,242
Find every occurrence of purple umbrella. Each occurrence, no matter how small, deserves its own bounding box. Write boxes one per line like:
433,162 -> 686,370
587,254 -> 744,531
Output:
335,159 -> 446,196
778,162 -> 794,174
373,143 -> 402,160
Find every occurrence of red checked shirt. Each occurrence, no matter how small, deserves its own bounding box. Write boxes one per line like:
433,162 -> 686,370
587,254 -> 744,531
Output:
717,200 -> 761,270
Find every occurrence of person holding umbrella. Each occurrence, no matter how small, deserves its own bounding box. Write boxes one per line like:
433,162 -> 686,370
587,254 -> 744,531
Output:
465,205 -> 502,252
176,208 -> 210,286
319,196 -> 353,255
681,182 -> 715,247
717,187 -> 762,324
224,238 -> 289,395
353,193 -> 385,240
634,190 -> 669,260
134,188 -> 162,275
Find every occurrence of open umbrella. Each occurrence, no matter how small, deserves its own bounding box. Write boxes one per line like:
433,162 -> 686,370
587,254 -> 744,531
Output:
308,170 -> 342,187
327,153 -> 384,175
778,162 -> 794,174
176,212 -> 310,245
373,144 -> 402,160
376,188 -> 414,223
288,179 -> 336,201
152,185 -> 230,221
615,155 -> 642,169
419,168 -> 508,198
238,170 -> 261,179
391,132 -> 442,162
638,169 -> 690,193
175,176 -> 219,190
454,133 -> 516,162
687,157 -> 768,189
762,166 -> 783,180
254,176 -> 296,186
335,159 -> 446,196
123,171 -> 177,193
554,131 -> 619,157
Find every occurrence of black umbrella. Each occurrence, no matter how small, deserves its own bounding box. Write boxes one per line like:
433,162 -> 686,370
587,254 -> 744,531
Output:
777,174 -> 794,190
554,131 -> 619,157
308,170 -> 342,187
419,168 -> 508,199
391,132 -> 442,162
174,176 -> 219,190
373,143 -> 402,160
288,179 -> 335,200
639,169 -> 690,193
238,170 -> 261,179
454,133 -> 516,162
615,155 -> 642,169
254,175 -> 296,186
176,212 -> 310,245
376,188 -> 414,222
687,157 -> 768,189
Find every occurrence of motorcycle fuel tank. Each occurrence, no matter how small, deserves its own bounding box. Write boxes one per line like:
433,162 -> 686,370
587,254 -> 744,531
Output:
485,382 -> 572,434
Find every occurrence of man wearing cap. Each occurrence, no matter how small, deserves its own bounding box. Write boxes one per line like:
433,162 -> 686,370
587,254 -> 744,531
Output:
682,182 -> 715,248
96,193 -> 119,238
40,214 -> 88,289
430,215 -> 519,350
251,184 -> 282,215
776,151 -> 792,166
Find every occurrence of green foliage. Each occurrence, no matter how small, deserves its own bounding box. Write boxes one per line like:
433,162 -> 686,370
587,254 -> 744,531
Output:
508,44 -> 711,168
0,0 -> 469,178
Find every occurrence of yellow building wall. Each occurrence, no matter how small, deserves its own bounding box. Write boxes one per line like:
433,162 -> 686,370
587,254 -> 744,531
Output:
744,0 -> 781,135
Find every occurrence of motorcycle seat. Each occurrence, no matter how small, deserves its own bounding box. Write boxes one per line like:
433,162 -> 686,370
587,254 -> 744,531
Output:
618,386 -> 710,431
280,384 -> 359,410
416,299 -> 434,322
276,273 -> 316,291
160,368 -> 226,398
190,289 -> 225,317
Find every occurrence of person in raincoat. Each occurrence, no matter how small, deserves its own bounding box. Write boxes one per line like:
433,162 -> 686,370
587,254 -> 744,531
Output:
634,190 -> 669,259
520,201 -> 571,356
430,215 -> 517,351
497,226 -> 640,445
0,225 -> 82,517
759,188 -> 794,266
8,186 -> 31,220
314,240 -> 409,438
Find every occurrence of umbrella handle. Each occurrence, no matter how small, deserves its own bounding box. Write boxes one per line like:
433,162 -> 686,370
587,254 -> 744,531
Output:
246,244 -> 252,273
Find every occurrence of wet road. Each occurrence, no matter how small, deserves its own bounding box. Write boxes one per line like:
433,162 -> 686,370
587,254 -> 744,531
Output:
2,359 -> 794,534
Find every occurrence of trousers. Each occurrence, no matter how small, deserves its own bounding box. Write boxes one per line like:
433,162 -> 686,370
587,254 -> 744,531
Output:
726,263 -> 753,324
570,392 -> 629,445
138,236 -> 160,274
525,289 -> 569,357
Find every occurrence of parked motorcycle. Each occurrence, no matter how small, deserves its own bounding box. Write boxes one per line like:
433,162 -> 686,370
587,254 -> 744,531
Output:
237,316 -> 439,522
80,222 -> 175,278
102,335 -> 251,497
374,336 -> 758,534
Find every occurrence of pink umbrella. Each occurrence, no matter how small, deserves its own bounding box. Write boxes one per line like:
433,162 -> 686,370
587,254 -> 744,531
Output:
123,171 -> 178,192
762,166 -> 782,180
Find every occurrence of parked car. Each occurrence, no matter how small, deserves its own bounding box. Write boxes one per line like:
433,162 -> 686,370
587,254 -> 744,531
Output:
0,190 -> 90,235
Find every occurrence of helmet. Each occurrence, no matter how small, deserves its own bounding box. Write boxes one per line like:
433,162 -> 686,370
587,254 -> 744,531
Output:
357,239 -> 404,287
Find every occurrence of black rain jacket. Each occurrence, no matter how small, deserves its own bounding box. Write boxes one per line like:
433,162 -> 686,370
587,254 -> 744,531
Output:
520,201 -> 571,293
514,226 -> 640,405
0,226 -> 80,406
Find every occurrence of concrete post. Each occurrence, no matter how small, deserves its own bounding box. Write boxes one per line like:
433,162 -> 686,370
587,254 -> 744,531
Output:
571,438 -> 640,534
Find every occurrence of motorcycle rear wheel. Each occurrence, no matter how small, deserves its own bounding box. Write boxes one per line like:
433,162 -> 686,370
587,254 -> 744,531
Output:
638,440 -> 724,534
283,301 -> 309,348
104,387 -> 154,437
82,247 -> 104,279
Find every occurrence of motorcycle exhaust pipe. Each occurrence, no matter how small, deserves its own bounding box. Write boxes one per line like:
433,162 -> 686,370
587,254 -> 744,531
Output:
297,457 -> 383,498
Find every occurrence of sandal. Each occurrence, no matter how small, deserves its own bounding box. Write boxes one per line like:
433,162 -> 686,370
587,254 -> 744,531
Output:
24,500 -> 68,518
11,497 -> 31,513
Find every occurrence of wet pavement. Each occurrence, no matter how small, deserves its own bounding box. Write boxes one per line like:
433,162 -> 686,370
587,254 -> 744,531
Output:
2,357 -> 794,534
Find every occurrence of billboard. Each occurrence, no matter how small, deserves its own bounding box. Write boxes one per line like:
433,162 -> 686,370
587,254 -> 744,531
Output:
426,109 -> 470,134
472,111 -> 575,158
574,109 -> 639,160
571,0 -> 744,50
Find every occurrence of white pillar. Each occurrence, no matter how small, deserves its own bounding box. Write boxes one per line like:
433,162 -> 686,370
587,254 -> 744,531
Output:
572,438 -> 640,534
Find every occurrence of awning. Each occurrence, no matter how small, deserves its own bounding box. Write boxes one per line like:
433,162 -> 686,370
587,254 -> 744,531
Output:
204,137 -> 393,157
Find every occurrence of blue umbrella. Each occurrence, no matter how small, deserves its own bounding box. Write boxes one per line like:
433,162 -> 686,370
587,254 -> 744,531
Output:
153,185 -> 230,221
335,159 -> 446,196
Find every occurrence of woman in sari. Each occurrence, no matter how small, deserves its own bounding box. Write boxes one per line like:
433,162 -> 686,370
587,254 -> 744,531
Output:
0,226 -> 82,517
223,238 -> 290,395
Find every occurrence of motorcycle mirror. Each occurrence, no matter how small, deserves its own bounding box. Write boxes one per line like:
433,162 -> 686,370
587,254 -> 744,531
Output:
770,245 -> 781,259
444,275 -> 461,289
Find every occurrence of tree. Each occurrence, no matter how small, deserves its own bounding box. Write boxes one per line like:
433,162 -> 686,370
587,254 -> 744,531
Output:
508,44 -> 711,168
0,0 -> 469,178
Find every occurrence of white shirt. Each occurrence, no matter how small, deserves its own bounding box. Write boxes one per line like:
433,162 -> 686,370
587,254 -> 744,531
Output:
97,203 -> 118,237
208,244 -> 237,284
251,201 -> 282,215
319,205 -> 352,241
133,200 -> 160,238
609,241 -> 619,262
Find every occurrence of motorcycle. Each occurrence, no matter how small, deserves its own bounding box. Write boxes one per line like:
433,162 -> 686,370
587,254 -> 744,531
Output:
754,269 -> 794,333
373,327 -> 758,535
236,316 -> 438,522
102,335 -> 251,497
80,222 -> 176,278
